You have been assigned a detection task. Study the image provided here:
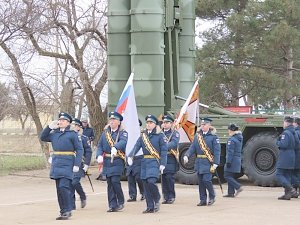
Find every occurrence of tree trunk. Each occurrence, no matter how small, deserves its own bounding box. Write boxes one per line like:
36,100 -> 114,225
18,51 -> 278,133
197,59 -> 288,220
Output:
283,47 -> 294,111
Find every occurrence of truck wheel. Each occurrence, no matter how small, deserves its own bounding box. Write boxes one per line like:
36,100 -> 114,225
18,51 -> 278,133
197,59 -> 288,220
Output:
175,142 -> 198,185
242,132 -> 279,187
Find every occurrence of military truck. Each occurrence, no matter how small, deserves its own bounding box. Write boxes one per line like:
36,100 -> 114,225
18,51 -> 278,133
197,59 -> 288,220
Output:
106,0 -> 284,186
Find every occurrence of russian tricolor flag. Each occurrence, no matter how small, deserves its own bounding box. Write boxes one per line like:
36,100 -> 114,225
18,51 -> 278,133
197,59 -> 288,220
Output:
115,73 -> 141,155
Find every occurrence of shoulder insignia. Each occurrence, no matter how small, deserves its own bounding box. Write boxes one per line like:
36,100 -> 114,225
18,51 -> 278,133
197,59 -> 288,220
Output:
78,135 -> 82,142
122,132 -> 128,137
216,138 -> 220,143
281,135 -> 285,140
175,132 -> 179,138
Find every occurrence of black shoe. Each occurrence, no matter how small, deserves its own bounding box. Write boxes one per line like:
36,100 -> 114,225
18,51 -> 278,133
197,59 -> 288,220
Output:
162,200 -> 168,204
223,194 -> 235,198
107,208 -> 118,212
154,202 -> 160,212
140,195 -> 145,201
142,208 -> 154,213
116,204 -> 124,211
81,199 -> 87,208
278,194 -> 291,200
56,211 -> 72,220
208,199 -> 215,206
168,198 -> 175,204
127,197 -> 137,202
235,187 -> 243,197
197,202 -> 207,206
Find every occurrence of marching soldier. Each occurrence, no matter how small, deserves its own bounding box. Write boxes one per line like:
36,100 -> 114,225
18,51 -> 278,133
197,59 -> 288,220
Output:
128,115 -> 168,213
96,111 -> 128,212
161,115 -> 180,204
276,116 -> 297,200
183,117 -> 220,206
126,119 -> 145,202
223,124 -> 243,197
71,119 -> 92,209
40,112 -> 83,220
292,117 -> 300,197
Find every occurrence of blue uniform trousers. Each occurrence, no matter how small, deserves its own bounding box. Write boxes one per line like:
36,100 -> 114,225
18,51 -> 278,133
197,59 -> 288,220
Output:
106,175 -> 124,209
276,168 -> 292,188
291,169 -> 300,188
71,176 -> 86,209
162,173 -> 176,201
55,178 -> 72,214
224,171 -> 241,195
197,173 -> 215,203
128,172 -> 144,199
143,178 -> 160,210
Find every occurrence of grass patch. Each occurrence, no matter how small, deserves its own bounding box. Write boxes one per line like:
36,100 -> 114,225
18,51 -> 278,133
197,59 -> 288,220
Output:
0,155 -> 46,176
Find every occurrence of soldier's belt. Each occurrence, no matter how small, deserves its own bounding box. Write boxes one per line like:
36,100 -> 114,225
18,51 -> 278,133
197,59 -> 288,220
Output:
53,151 -> 75,156
197,154 -> 207,158
144,155 -> 155,159
104,154 -> 120,158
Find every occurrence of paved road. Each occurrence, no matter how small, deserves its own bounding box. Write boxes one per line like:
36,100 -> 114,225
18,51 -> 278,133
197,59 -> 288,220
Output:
0,168 -> 299,225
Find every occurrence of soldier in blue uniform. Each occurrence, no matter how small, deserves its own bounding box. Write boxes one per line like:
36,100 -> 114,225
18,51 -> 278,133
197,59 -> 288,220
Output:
40,112 -> 84,220
223,124 -> 243,198
71,119 -> 92,209
81,118 -> 95,142
96,111 -> 128,212
128,115 -> 168,213
292,117 -> 300,197
276,116 -> 298,200
183,117 -> 220,206
126,119 -> 145,202
161,115 -> 180,204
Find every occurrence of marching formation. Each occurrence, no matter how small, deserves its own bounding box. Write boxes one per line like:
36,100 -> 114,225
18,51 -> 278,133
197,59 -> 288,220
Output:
40,111 -> 300,220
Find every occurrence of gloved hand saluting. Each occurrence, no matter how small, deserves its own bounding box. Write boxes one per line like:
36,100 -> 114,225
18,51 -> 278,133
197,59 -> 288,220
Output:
48,120 -> 59,129
127,157 -> 133,166
97,155 -> 103,163
73,166 -> 79,173
159,165 -> 165,174
183,156 -> 189,164
111,147 -> 117,157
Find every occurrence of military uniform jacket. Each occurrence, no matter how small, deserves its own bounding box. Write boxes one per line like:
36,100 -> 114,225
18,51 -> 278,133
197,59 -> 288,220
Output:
276,125 -> 296,169
224,131 -> 243,173
126,154 -> 143,176
130,128 -> 168,179
96,126 -> 128,177
83,126 -> 95,141
40,126 -> 84,180
294,126 -> 300,169
186,129 -> 221,174
162,129 -> 180,174
75,134 -> 92,178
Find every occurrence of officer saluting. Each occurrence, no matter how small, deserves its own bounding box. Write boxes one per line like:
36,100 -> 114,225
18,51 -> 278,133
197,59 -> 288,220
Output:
276,116 -> 298,200
161,115 -> 180,204
71,118 -> 92,209
40,112 -> 84,220
183,117 -> 220,206
128,115 -> 168,213
96,111 -> 128,212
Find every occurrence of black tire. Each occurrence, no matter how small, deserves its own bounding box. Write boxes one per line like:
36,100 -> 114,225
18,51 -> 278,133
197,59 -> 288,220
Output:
175,142 -> 198,185
242,132 -> 279,187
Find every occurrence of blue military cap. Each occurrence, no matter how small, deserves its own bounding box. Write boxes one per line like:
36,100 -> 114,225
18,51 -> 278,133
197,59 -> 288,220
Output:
200,117 -> 213,124
162,115 -> 174,122
284,116 -> 293,123
73,118 -> 83,127
228,123 -> 239,131
145,115 -> 159,125
108,111 -> 123,121
58,112 -> 72,123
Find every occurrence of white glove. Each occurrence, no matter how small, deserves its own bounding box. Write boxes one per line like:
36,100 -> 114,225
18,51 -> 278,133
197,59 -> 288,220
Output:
183,156 -> 189,164
48,120 -> 58,129
48,156 -> 52,164
111,147 -> 117,156
83,164 -> 89,172
97,155 -> 103,163
159,165 -> 165,174
127,157 -> 133,166
213,164 -> 218,169
73,166 -> 79,173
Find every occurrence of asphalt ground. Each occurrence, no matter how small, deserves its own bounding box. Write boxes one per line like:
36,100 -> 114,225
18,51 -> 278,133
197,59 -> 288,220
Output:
0,167 -> 299,225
